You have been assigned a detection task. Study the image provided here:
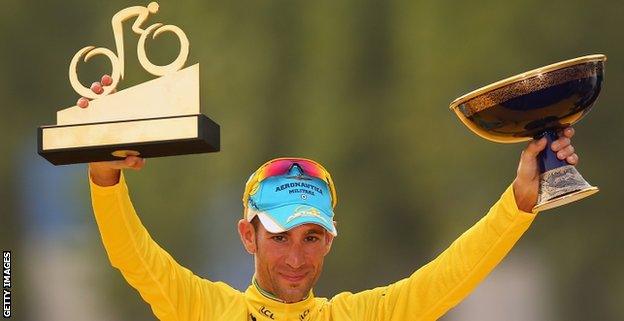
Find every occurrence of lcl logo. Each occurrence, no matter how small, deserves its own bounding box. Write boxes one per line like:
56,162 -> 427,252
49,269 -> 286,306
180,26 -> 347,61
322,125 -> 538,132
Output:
260,306 -> 275,319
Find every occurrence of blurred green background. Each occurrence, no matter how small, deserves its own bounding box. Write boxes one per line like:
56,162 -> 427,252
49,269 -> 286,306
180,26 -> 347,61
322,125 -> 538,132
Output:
1,1 -> 622,320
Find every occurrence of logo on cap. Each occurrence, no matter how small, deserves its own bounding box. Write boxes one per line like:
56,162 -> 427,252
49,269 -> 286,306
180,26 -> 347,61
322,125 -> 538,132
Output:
286,206 -> 329,224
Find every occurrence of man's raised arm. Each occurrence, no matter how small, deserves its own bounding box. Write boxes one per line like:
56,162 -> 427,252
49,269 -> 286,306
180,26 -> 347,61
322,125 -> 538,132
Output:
89,159 -> 242,321
332,128 -> 579,321
84,77 -> 242,321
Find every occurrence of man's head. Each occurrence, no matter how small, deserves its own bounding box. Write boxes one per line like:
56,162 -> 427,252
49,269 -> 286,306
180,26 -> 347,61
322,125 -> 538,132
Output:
238,158 -> 338,303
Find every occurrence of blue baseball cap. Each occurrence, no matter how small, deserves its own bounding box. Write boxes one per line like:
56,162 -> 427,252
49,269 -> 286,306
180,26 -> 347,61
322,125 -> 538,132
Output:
246,165 -> 337,236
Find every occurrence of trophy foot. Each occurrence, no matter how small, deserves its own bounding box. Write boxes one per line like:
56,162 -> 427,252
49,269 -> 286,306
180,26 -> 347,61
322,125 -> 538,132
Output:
38,114 -> 220,165
533,165 -> 598,212
112,150 -> 141,158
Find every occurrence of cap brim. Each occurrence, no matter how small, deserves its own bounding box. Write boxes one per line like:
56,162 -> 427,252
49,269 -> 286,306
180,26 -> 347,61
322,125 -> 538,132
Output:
255,204 -> 337,236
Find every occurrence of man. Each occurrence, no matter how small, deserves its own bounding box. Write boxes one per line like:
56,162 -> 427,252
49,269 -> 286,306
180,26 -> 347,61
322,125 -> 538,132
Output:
85,77 -> 579,321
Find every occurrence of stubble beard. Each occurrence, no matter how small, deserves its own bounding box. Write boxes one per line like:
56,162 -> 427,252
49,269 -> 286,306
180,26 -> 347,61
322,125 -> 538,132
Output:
274,274 -> 314,303
269,263 -> 324,303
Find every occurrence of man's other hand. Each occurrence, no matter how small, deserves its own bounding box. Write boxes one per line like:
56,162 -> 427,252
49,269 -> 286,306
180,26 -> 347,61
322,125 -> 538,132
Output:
89,156 -> 146,187
513,127 -> 578,212
82,74 -> 145,186
77,74 -> 114,108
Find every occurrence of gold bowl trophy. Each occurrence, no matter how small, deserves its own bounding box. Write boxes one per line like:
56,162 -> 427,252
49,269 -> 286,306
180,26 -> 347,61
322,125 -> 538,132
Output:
38,2 -> 219,165
450,54 -> 606,212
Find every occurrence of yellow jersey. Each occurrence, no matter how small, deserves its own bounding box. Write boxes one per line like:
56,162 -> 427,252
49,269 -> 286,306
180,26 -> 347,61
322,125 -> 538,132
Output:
90,172 -> 536,321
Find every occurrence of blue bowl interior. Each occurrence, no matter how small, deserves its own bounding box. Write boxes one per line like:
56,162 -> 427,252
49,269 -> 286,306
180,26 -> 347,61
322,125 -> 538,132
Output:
454,61 -> 604,143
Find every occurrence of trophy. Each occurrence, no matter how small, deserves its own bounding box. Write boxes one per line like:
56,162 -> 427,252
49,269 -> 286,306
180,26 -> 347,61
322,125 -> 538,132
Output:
38,2 -> 219,165
449,54 -> 606,212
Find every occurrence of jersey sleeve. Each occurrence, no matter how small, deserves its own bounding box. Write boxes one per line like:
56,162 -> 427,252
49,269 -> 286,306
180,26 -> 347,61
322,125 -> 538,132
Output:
330,184 -> 537,321
89,171 -> 242,321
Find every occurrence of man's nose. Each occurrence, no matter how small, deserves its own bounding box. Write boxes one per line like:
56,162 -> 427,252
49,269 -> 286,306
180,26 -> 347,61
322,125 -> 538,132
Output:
284,244 -> 305,269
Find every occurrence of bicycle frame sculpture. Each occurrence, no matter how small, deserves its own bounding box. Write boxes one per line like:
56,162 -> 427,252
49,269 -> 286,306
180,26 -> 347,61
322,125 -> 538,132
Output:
69,2 -> 189,99
38,2 -> 220,165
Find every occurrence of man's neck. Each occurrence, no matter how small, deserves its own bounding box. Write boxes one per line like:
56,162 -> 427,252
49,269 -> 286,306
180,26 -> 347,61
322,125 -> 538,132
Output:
253,278 -> 284,302
252,277 -> 310,303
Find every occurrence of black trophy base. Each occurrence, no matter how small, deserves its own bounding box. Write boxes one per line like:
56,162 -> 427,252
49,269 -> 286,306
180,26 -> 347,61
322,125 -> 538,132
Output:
38,114 -> 220,165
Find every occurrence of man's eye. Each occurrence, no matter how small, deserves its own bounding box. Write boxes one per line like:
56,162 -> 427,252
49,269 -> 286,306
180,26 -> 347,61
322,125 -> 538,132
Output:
305,236 -> 320,242
272,235 -> 286,242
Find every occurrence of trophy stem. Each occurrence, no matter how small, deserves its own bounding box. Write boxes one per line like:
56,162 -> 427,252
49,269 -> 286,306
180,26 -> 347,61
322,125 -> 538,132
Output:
533,130 -> 598,212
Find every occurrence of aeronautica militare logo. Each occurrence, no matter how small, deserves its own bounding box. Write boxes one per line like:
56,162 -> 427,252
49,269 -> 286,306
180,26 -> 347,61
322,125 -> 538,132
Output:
274,179 -> 324,202
275,181 -> 323,194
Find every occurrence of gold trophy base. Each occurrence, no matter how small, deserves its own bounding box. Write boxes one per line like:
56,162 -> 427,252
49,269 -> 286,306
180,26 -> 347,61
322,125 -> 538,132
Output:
533,186 -> 599,212
38,114 -> 219,165
533,165 -> 599,212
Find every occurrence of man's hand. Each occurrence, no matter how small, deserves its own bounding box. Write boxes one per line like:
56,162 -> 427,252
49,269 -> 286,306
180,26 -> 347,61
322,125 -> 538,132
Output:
513,127 -> 578,212
77,74 -> 114,108
89,157 -> 146,186
81,74 -> 146,186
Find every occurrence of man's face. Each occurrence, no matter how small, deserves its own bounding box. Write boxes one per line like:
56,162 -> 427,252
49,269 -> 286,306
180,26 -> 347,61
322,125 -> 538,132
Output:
239,220 -> 334,303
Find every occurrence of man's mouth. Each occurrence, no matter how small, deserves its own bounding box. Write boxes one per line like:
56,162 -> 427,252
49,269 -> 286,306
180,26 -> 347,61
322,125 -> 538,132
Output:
279,272 -> 307,283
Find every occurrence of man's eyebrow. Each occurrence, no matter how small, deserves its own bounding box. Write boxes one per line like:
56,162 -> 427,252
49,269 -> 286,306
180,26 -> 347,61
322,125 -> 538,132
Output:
305,228 -> 325,235
266,228 -> 324,236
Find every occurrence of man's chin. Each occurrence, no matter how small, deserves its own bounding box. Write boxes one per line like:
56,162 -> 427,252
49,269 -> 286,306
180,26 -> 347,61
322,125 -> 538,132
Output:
277,282 -> 311,303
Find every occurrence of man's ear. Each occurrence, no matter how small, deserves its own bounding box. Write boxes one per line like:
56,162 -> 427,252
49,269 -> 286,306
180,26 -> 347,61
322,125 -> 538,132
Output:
238,219 -> 257,254
324,221 -> 337,255
324,234 -> 335,256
